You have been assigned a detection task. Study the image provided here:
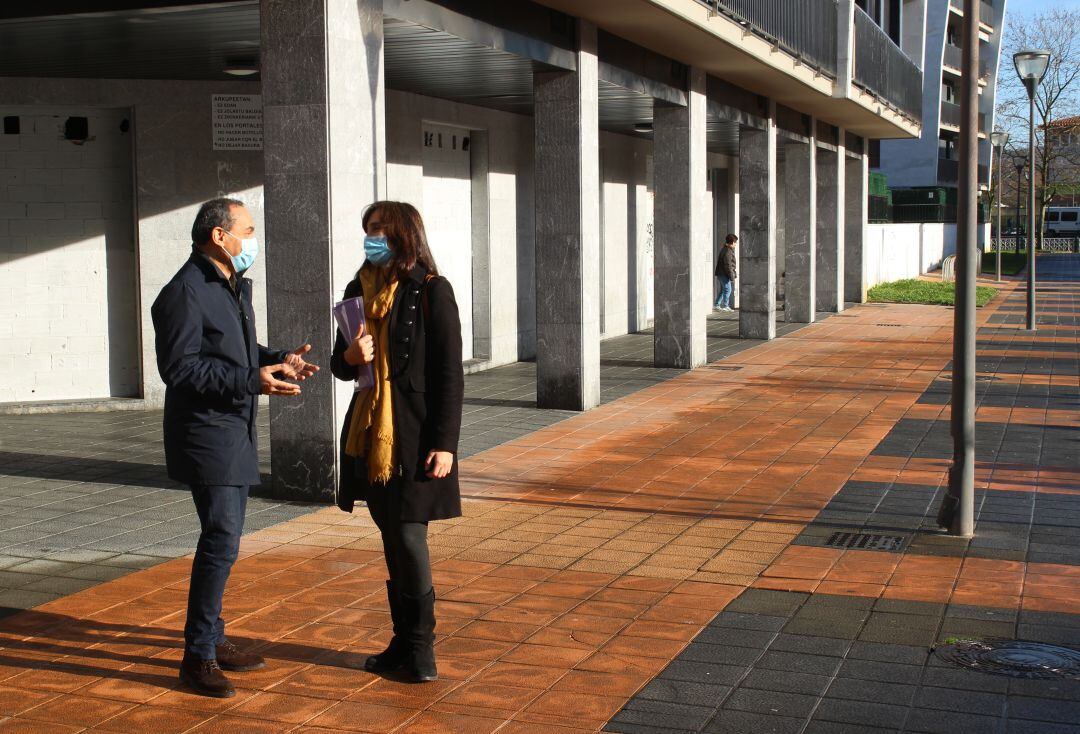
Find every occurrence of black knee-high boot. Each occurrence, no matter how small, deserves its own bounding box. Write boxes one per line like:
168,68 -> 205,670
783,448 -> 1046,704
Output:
401,588 -> 437,682
364,580 -> 408,673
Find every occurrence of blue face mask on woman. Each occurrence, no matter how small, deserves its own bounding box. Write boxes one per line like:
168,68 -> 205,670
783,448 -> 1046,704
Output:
221,230 -> 259,273
364,234 -> 393,266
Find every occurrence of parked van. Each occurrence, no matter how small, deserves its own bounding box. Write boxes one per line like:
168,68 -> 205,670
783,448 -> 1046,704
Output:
1044,207 -> 1080,235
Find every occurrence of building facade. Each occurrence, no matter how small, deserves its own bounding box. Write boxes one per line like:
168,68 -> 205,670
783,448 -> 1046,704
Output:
0,0 -> 923,500
878,0 -> 1007,190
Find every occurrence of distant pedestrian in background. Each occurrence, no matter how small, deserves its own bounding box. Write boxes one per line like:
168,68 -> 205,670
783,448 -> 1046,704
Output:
715,233 -> 738,311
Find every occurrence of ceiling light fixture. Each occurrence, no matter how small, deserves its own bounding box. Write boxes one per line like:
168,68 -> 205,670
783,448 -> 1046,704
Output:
224,66 -> 259,76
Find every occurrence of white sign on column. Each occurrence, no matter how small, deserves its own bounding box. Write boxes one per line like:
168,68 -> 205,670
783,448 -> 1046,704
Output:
212,94 -> 263,151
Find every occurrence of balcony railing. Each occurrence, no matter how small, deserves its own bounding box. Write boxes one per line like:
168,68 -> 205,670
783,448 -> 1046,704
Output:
938,158 -> 989,184
942,44 -> 990,78
940,101 -> 987,131
696,0 -> 839,77
853,6 -> 923,121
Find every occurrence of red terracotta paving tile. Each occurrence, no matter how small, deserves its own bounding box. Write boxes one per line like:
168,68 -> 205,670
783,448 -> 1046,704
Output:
94,704 -> 213,733
306,700 -> 416,732
394,710 -> 505,734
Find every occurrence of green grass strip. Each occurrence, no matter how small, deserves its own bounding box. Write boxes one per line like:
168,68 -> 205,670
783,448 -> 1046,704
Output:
981,251 -> 1027,276
867,279 -> 996,307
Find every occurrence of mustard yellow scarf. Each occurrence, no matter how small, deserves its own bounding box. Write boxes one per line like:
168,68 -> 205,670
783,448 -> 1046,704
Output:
344,266 -> 399,484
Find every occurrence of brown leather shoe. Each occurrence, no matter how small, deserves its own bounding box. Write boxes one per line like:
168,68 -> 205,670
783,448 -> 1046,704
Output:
179,654 -> 235,698
215,639 -> 266,672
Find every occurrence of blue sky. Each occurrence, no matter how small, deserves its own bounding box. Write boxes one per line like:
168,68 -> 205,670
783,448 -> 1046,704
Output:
1007,0 -> 1080,16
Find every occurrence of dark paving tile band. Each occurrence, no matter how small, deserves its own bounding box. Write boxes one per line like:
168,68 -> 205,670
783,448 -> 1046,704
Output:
791,481 -> 1080,564
870,418 -> 1080,469
943,358 -> 1080,376
606,589 -> 1080,734
918,378 -> 1080,410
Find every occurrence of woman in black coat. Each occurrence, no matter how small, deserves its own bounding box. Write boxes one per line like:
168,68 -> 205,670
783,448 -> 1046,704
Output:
330,201 -> 464,683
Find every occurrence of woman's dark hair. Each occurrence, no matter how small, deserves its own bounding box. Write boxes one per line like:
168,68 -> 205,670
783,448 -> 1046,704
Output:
362,201 -> 439,277
725,233 -> 738,245
192,197 -> 245,245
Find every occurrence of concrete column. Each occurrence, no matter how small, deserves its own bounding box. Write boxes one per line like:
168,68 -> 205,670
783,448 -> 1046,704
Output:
739,102 -> 777,340
784,135 -> 817,323
816,144 -> 845,312
261,0 -> 385,501
534,20 -> 600,410
845,149 -> 868,304
728,161 -> 740,309
653,67 -> 708,368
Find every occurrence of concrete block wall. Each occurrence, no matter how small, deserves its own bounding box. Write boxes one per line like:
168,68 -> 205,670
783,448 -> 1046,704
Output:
0,78 -> 266,408
0,106 -> 138,403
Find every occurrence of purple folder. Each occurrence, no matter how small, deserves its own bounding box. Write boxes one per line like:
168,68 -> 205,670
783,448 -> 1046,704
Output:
332,296 -> 374,391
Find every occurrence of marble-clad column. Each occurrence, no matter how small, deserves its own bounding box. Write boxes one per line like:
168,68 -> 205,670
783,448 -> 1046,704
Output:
653,67 -> 708,369
784,134 -> 817,324
262,0 -> 385,501
534,20 -> 600,411
816,142 -> 845,312
845,146 -> 868,304
816,134 -> 842,313
739,102 -> 777,340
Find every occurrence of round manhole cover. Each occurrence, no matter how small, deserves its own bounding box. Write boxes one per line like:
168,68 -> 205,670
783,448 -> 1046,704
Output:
935,639 -> 1080,680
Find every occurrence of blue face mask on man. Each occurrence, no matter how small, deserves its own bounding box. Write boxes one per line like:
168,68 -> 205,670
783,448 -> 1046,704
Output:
220,230 -> 259,273
364,234 -> 393,266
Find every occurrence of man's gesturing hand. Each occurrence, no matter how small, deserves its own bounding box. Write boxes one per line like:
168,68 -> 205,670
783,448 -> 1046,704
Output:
344,323 -> 375,366
281,344 -> 319,381
260,364 -> 301,396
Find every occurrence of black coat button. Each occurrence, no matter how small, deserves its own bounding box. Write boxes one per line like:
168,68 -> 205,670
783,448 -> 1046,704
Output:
408,304 -> 417,311
404,320 -> 414,327
399,335 -> 410,343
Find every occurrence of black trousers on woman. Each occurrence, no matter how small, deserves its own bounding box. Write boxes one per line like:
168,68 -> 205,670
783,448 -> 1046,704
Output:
365,480 -> 432,596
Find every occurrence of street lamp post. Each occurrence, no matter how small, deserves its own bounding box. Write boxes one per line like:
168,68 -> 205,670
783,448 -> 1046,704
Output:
1015,160 -> 1024,241
1014,48 -> 1052,331
991,130 -> 1009,282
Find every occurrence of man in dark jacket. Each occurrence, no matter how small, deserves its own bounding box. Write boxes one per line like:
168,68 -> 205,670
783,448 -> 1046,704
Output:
151,198 -> 317,698
714,233 -> 738,311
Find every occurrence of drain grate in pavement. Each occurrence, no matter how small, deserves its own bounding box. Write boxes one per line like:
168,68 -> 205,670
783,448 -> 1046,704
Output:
825,531 -> 906,552
703,365 -> 742,371
875,323 -> 904,327
935,639 -> 1080,680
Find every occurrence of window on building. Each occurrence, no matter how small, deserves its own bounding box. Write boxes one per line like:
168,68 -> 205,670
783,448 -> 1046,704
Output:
939,135 -> 956,160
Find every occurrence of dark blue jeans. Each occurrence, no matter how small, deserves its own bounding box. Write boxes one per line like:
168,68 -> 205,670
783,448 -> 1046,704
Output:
184,484 -> 248,660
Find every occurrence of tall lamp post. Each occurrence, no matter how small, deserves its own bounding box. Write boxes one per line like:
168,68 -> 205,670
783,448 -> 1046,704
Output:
991,130 -> 1009,282
1014,49 -> 1051,331
1015,160 -> 1024,241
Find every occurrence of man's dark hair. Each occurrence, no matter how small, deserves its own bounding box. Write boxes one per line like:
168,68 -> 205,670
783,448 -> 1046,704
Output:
725,233 -> 738,245
191,197 -> 245,245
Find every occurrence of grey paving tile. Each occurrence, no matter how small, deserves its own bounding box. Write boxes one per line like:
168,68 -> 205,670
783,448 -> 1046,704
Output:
814,698 -> 909,728
703,710 -> 805,734
725,687 -> 819,718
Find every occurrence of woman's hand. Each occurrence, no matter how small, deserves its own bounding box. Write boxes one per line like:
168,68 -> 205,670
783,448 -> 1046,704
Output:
343,323 -> 375,366
425,450 -> 454,479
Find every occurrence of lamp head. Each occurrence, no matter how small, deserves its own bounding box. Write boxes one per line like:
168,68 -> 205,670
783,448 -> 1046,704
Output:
1013,49 -> 1051,91
990,130 -> 1009,148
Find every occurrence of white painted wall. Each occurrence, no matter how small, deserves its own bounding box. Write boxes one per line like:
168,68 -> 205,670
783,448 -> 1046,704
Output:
600,131 -> 653,338
0,107 -> 139,403
864,221 -> 989,288
421,122 -> 474,360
